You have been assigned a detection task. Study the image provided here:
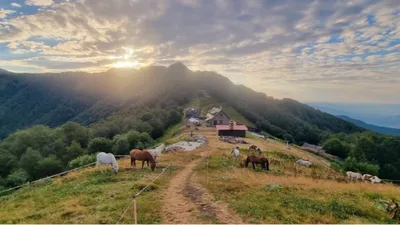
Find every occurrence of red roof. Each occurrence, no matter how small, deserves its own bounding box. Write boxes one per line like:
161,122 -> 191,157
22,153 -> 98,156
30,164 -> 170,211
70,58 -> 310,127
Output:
216,124 -> 248,131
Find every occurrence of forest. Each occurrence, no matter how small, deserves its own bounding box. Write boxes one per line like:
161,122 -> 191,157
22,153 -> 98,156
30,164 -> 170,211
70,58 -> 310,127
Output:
0,62 -> 399,187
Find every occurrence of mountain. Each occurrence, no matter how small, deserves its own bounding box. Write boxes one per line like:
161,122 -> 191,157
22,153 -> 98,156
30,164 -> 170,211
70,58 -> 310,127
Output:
338,115 -> 400,136
309,102 -> 400,129
0,63 -> 364,142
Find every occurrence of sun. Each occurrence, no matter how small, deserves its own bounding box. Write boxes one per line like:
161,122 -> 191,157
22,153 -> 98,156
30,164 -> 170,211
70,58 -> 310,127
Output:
112,60 -> 140,68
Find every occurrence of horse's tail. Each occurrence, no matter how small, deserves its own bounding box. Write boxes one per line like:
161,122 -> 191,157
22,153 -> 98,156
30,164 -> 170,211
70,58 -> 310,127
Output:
265,159 -> 269,171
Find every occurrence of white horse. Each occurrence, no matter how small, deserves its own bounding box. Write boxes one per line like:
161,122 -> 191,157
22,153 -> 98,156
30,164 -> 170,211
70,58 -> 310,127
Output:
363,174 -> 382,184
148,144 -> 165,162
231,147 -> 240,161
96,152 -> 119,173
294,159 -> 312,167
346,171 -> 363,181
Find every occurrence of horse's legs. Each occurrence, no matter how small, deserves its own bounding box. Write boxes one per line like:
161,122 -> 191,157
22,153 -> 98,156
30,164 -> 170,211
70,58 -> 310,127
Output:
252,162 -> 256,170
147,160 -> 149,167
141,160 -> 145,169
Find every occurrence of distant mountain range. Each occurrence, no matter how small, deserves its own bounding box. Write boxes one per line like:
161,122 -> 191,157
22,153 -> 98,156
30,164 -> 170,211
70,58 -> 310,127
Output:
337,115 -> 400,136
308,103 -> 400,129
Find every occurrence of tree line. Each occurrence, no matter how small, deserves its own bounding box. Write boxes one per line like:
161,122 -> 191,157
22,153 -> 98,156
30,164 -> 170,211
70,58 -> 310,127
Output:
0,106 -> 182,190
321,131 -> 400,180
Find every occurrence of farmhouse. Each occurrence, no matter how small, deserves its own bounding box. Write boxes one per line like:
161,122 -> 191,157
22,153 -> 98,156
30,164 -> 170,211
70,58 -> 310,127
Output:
205,106 -> 231,126
216,121 -> 248,137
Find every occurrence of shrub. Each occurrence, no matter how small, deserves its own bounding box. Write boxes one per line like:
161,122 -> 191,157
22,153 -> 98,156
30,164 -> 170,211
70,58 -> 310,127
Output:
6,169 -> 29,186
68,154 -> 96,168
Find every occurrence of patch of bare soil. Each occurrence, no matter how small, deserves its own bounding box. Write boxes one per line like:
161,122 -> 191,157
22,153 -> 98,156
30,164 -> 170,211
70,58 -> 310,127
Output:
162,148 -> 244,224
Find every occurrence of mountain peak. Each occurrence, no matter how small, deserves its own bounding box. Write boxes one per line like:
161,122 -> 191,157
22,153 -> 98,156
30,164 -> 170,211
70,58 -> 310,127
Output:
168,62 -> 189,71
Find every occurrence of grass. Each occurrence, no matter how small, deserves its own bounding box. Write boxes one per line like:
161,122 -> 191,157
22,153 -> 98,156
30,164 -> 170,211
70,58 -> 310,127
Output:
194,146 -> 400,224
0,155 -> 188,224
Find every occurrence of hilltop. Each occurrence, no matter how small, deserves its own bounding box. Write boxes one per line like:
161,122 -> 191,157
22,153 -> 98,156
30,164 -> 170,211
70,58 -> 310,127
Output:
0,126 -> 399,224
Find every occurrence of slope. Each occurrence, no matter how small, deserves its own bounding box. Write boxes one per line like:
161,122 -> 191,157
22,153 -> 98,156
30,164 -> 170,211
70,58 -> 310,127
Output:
1,126 -> 398,224
338,115 -> 400,136
0,63 -> 363,144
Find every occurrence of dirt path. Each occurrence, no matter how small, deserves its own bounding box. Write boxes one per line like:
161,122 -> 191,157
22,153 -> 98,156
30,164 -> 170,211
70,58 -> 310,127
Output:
161,150 -> 244,224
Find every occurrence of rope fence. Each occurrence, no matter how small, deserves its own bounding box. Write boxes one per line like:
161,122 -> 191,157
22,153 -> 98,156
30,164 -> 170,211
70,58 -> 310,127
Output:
0,161 -> 97,195
116,164 -> 171,225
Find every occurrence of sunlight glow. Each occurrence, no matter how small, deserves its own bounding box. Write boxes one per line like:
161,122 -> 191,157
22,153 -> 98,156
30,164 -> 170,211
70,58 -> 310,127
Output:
112,61 -> 140,68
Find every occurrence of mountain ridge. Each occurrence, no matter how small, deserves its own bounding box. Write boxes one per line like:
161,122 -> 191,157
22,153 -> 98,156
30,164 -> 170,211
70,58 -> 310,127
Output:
337,115 -> 400,136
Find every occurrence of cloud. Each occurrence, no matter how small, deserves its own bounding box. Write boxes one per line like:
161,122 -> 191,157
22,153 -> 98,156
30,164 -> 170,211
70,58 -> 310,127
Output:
11,3 -> 22,8
0,0 -> 399,103
0,8 -> 16,19
25,0 -> 53,6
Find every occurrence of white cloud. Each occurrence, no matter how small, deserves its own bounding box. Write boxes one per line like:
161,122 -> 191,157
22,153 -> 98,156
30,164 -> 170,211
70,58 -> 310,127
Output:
0,8 -> 16,19
0,0 -> 399,103
25,0 -> 53,6
11,3 -> 22,8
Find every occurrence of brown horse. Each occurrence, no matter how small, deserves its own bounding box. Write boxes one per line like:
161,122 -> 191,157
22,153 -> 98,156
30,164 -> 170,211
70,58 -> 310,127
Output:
245,155 -> 269,170
130,149 -> 156,171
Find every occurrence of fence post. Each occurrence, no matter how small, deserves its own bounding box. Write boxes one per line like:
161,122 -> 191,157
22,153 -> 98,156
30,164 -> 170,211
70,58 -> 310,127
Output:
133,197 -> 137,225
206,156 -> 209,185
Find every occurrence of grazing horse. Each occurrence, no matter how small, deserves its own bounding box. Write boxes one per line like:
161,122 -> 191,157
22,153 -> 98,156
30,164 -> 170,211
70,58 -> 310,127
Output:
231,147 -> 240,161
245,155 -> 269,170
294,159 -> 312,167
363,174 -> 382,184
96,152 -> 119,173
346,171 -> 363,181
130,149 -> 156,171
249,145 -> 262,155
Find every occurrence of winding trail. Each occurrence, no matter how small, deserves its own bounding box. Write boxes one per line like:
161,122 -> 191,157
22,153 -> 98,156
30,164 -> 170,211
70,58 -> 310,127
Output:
161,150 -> 244,224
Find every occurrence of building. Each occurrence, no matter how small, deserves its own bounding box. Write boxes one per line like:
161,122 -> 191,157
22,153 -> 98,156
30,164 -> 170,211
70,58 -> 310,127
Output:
216,121 -> 248,137
184,108 -> 200,118
205,106 -> 231,126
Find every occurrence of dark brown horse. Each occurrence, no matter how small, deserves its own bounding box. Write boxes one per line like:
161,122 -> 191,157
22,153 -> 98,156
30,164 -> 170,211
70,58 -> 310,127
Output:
130,149 -> 156,171
245,155 -> 269,170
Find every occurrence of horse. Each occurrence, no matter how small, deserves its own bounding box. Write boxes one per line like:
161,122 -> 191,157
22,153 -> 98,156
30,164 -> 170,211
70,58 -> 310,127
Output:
231,147 -> 240,161
249,145 -> 262,155
96,152 -> 119,173
294,159 -> 312,167
363,174 -> 382,184
346,171 -> 363,181
148,144 -> 165,163
130,149 -> 156,171
245,155 -> 269,170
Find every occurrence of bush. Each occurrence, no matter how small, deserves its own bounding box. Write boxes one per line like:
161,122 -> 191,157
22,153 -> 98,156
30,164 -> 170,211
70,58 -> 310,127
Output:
19,148 -> 43,178
68,154 -> 96,168
36,156 -> 64,178
323,138 -> 348,158
64,141 -> 85,162
343,157 -> 380,175
6,169 -> 29,186
113,136 -> 130,155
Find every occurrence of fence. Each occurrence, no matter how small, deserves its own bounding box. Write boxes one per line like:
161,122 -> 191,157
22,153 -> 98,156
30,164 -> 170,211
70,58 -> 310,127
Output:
0,162 -> 97,195
116,164 -> 171,224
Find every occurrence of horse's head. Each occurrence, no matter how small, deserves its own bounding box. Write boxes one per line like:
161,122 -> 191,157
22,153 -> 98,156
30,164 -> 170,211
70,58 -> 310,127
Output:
150,162 -> 156,172
113,165 -> 119,173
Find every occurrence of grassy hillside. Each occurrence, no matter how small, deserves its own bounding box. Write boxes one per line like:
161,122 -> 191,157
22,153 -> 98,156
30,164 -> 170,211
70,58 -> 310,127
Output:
0,126 -> 399,224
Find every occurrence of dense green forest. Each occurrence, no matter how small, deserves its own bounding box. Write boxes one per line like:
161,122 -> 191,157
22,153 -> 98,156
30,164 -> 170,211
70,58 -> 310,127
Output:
0,63 -> 399,186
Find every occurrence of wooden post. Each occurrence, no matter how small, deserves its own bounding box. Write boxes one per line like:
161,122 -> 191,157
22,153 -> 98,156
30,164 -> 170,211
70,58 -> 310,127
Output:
206,156 -> 209,185
133,197 -> 137,225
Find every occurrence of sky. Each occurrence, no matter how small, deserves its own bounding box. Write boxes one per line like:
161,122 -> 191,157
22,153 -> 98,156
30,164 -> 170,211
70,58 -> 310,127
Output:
0,0 -> 399,104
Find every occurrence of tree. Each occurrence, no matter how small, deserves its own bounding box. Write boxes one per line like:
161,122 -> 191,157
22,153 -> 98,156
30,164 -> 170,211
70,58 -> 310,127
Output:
6,169 -> 29,187
19,148 -> 43,178
323,138 -> 348,158
166,109 -> 181,127
148,119 -> 164,138
36,156 -> 64,178
64,141 -> 85,163
0,148 -> 18,177
60,122 -> 90,147
113,136 -> 130,155
87,137 -> 113,154
126,130 -> 141,149
139,132 -> 153,147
